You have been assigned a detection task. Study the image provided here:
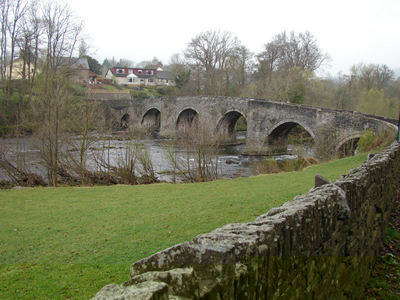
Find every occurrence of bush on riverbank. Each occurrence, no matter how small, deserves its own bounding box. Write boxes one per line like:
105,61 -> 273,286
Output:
0,85 -> 91,136
253,157 -> 319,175
357,128 -> 395,153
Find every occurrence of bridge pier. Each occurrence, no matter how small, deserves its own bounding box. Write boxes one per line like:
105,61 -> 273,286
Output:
244,137 -> 291,156
313,124 -> 337,160
98,97 -> 397,161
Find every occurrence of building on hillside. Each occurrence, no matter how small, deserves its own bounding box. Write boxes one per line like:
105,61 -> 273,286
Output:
89,71 -> 99,84
5,58 -> 36,80
156,63 -> 174,86
60,57 -> 90,86
105,67 -> 174,86
5,56 -> 90,85
105,67 -> 156,86
157,70 -> 173,86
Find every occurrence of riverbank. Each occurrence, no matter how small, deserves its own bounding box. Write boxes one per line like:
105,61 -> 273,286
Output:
0,153 -> 368,299
0,130 -> 316,188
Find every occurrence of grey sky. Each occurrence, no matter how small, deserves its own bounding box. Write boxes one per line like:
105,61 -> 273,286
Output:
67,0 -> 400,76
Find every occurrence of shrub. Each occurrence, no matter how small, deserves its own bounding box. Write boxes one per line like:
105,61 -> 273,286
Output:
253,159 -> 281,175
383,227 -> 400,244
236,116 -> 247,131
357,129 -> 395,153
130,90 -> 148,99
156,87 -> 167,95
375,131 -> 396,149
357,129 -> 376,153
254,157 -> 319,175
69,84 -> 87,96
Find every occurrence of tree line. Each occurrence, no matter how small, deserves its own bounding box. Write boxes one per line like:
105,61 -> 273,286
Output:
0,0 -> 108,187
0,0 -> 165,187
0,0 -> 87,106
168,30 -> 398,119
1,0 -> 398,120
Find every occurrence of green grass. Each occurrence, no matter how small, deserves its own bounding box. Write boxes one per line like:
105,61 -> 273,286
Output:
365,253 -> 400,299
0,154 -> 368,299
102,84 -> 118,90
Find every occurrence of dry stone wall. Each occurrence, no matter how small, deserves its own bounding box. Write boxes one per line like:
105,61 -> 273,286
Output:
92,143 -> 400,300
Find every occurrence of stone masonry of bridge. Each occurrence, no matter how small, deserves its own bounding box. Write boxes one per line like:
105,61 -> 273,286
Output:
92,142 -> 400,299
97,96 -> 397,160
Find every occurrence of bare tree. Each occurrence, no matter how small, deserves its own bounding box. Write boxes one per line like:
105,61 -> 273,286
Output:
7,0 -> 28,78
63,92 -> 107,185
30,0 -> 85,187
374,64 -> 395,90
168,53 -> 193,94
32,73 -> 68,186
0,0 -> 29,107
184,30 -> 242,95
163,116 -> 221,182
254,31 -> 330,103
258,31 -> 330,73
224,45 -> 253,95
0,0 -> 11,86
42,1 -> 83,74
14,0 -> 43,113
24,0 -> 43,103
351,63 -> 395,91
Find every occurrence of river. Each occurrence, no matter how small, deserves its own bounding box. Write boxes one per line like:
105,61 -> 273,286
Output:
0,131 -> 314,183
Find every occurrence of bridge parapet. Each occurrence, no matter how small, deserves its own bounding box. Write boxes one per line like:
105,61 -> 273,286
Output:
98,96 -> 397,160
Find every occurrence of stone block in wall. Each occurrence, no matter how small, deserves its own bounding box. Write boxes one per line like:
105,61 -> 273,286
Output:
130,242 -> 237,299
92,281 -> 169,300
233,263 -> 250,300
125,268 -> 198,299
193,222 -> 271,257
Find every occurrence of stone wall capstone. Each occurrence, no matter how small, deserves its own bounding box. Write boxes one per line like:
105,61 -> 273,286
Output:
92,142 -> 400,300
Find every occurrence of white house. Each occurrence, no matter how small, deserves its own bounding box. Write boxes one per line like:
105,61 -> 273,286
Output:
105,66 -> 174,86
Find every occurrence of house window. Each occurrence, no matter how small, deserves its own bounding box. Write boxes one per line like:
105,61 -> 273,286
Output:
148,78 -> 154,83
117,69 -> 124,74
138,70 -> 143,74
140,78 -> 144,82
146,70 -> 153,75
128,69 -> 133,74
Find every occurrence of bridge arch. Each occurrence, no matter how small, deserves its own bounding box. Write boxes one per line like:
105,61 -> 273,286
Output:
176,108 -> 198,132
216,110 -> 247,141
267,120 -> 315,154
142,108 -> 161,130
336,134 -> 362,157
121,113 -> 130,128
100,96 -> 396,160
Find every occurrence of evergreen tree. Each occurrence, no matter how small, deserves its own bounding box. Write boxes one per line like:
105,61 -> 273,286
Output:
102,58 -> 111,69
85,55 -> 102,74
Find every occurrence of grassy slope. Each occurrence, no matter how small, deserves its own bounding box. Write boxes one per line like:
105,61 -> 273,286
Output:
0,154 -> 368,299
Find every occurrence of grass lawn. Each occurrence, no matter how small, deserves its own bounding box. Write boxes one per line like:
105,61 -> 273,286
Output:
0,154 -> 368,299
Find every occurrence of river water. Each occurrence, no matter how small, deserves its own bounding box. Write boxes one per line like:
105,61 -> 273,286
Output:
0,131 -> 314,183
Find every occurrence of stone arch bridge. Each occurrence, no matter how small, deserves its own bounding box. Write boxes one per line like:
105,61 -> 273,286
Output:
98,96 -> 397,160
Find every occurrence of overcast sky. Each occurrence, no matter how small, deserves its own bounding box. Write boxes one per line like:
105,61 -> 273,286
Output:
66,0 -> 400,76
